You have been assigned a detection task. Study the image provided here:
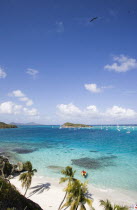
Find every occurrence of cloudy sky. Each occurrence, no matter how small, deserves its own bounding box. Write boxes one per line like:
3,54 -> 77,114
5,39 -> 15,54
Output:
0,0 -> 137,124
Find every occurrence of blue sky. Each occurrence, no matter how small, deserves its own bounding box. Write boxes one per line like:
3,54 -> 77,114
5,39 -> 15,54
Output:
0,0 -> 137,124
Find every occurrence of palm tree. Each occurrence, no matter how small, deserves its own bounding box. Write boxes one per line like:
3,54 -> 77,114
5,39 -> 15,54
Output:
19,161 -> 37,196
58,166 -> 76,210
100,199 -> 129,210
62,179 -> 93,210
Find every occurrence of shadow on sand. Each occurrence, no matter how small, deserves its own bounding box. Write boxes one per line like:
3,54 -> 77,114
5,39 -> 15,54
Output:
28,183 -> 51,198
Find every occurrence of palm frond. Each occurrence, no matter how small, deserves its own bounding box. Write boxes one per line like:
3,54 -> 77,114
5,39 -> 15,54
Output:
100,199 -> 113,210
70,200 -> 78,210
59,177 -> 69,184
79,204 -> 86,210
114,205 -> 129,210
85,198 -> 93,207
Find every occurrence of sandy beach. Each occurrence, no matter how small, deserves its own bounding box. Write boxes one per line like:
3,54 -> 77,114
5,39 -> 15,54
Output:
10,175 -> 137,210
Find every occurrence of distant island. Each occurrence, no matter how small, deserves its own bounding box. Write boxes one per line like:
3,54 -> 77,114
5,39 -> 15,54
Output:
10,122 -> 42,126
61,122 -> 92,128
0,122 -> 17,129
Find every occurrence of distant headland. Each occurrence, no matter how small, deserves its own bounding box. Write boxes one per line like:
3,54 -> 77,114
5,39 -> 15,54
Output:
10,122 -> 42,126
0,122 -> 17,129
61,122 -> 92,128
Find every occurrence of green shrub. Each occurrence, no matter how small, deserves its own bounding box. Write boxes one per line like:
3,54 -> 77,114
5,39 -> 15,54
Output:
3,162 -> 13,177
0,177 -> 42,210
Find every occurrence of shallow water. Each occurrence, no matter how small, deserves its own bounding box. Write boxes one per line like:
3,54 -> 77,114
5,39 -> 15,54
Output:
0,125 -> 137,192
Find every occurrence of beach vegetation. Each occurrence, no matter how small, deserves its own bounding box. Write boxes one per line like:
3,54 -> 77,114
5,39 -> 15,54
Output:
0,177 -> 42,209
58,166 -> 76,209
100,199 -> 129,210
19,161 -> 37,196
59,166 -> 93,210
62,179 -> 93,210
3,161 -> 13,177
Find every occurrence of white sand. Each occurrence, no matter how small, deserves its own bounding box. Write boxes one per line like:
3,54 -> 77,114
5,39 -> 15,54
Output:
10,175 -> 137,210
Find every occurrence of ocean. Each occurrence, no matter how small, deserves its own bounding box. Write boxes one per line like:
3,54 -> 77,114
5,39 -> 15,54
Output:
0,125 -> 137,193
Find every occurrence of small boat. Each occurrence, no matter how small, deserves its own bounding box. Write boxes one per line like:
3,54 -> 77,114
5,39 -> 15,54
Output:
134,204 -> 137,209
126,131 -> 130,134
81,170 -> 87,178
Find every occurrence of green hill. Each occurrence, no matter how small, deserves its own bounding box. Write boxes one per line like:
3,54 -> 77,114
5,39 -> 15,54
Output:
0,122 -> 17,129
62,122 -> 92,128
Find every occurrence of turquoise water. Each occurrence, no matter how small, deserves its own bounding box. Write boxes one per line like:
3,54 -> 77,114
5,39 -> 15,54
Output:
0,125 -> 137,192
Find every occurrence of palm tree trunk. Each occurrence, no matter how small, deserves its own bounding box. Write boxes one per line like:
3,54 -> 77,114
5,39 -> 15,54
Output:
24,187 -> 28,196
1,169 -> 5,178
58,191 -> 67,210
2,162 -> 5,178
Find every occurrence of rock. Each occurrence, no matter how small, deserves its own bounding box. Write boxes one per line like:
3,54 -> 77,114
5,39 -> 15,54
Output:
8,175 -> 14,179
0,156 -> 13,178
16,162 -> 24,172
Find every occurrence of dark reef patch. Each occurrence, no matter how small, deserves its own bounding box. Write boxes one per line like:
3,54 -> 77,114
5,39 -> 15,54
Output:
89,150 -> 99,153
12,148 -> 37,154
71,155 -> 117,169
47,165 -> 64,171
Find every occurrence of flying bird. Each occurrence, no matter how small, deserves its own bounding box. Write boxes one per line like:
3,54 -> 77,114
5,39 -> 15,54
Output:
90,17 -> 98,22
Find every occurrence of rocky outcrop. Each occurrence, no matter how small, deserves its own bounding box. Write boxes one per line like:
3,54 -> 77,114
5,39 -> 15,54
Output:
0,156 -> 25,178
16,162 -> 24,172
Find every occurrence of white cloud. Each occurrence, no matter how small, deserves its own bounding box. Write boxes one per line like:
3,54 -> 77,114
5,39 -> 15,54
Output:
11,90 -> 25,97
105,106 -> 137,119
0,101 -> 22,114
104,55 -> 137,72
85,84 -> 102,93
23,108 -> 39,116
84,83 -> 113,93
26,68 -> 39,78
10,90 -> 33,106
0,67 -> 7,78
19,97 -> 33,106
0,101 -> 38,116
57,103 -> 81,116
86,105 -> 98,113
6,90 -> 39,117
56,103 -> 137,123
56,21 -> 64,33
26,100 -> 33,106
19,97 -> 29,101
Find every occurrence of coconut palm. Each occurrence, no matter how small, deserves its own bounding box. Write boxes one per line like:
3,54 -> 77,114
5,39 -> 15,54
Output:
62,179 -> 93,210
19,161 -> 37,196
100,199 -> 129,210
58,166 -> 76,210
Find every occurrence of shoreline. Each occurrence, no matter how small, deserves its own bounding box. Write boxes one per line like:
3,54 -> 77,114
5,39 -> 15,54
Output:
2,151 -> 137,209
10,175 -> 137,210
